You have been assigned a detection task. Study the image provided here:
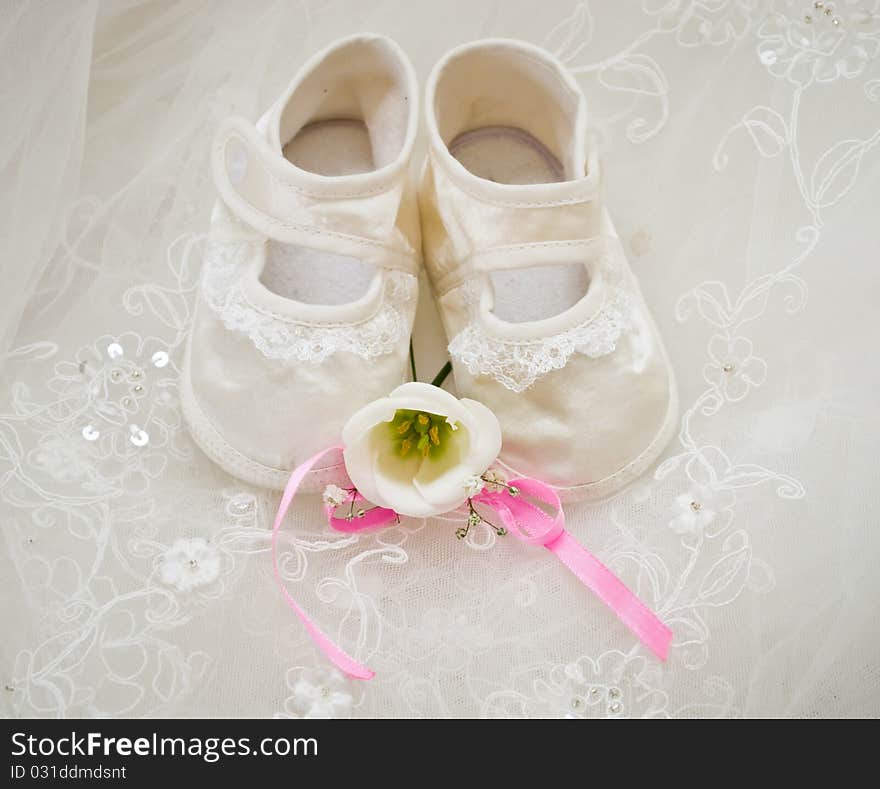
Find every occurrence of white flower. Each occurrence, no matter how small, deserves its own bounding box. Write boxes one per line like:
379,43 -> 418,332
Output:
159,538 -> 221,591
322,484 -> 349,508
757,1 -> 880,85
484,650 -> 669,719
342,382 -> 502,518
644,0 -> 757,47
669,487 -> 720,535
28,433 -> 93,483
463,475 -> 485,497
290,669 -> 353,719
481,468 -> 508,493
704,335 -> 767,401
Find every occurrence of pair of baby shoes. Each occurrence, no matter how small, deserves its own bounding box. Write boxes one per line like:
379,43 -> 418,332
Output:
183,34 -> 678,500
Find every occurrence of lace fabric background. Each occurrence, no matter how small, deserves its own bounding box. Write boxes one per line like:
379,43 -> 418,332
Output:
1,0 -> 878,718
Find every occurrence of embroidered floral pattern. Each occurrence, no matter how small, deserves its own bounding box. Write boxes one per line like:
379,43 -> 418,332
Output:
757,1 -> 880,85
645,0 -> 761,46
484,651 -> 674,718
404,608 -> 494,671
2,2 -> 870,720
25,331 -> 187,495
704,335 -> 768,401
160,538 -> 222,592
669,485 -> 735,536
279,668 -> 354,719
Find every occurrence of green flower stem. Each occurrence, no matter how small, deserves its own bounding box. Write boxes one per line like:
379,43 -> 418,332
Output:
409,340 -> 417,382
431,361 -> 452,388
455,499 -> 507,539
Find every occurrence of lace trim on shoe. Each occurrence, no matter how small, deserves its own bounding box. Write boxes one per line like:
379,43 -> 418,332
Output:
448,242 -> 633,393
201,240 -> 416,363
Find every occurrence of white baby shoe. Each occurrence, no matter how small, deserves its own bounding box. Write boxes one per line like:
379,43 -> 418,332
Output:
183,34 -> 421,490
419,39 -> 678,501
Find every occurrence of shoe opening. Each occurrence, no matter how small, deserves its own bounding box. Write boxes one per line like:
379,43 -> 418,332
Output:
260,244 -> 377,306
432,42 -> 594,323
277,37 -> 412,176
432,40 -> 584,182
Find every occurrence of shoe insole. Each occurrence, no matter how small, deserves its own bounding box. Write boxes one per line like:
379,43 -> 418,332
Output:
263,119 -> 376,304
449,125 -> 589,323
283,118 -> 375,176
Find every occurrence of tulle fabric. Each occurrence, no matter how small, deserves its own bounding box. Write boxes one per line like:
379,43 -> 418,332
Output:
1,0 -> 878,718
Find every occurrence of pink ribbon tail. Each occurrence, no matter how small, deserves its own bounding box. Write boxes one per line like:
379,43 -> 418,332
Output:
544,531 -> 672,660
475,477 -> 672,661
271,447 -> 378,680
272,449 -> 672,677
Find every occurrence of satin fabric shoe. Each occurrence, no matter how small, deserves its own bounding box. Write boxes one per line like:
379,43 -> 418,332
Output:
419,39 -> 678,501
183,34 -> 421,490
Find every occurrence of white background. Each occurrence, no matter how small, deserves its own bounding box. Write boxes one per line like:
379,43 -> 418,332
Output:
1,0 -> 878,718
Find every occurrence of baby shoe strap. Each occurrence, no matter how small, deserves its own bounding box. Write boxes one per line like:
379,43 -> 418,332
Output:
212,117 -> 420,276
469,236 -> 615,273
424,151 -> 606,294
433,233 -> 613,297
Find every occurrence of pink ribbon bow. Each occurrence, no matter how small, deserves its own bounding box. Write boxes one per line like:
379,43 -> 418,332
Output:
272,448 -> 673,680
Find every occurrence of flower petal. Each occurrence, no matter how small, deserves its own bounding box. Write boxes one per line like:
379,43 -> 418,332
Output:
724,373 -> 750,402
458,398 -> 503,474
342,383 -> 503,518
371,433 -> 439,517
342,434 -> 386,508
388,382 -> 462,411
728,335 -> 753,360
412,399 -> 501,512
740,355 -> 767,387
341,396 -> 398,448
669,513 -> 696,535
707,334 -> 730,364
674,493 -> 693,512
412,425 -> 472,511
388,381 -> 474,426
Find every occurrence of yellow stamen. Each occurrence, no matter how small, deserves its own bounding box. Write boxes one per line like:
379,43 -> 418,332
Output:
429,425 -> 440,445
417,433 -> 430,457
400,439 -> 412,457
397,420 -> 412,435
417,413 -> 430,426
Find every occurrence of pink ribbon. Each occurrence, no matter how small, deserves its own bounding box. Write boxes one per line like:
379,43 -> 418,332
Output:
272,448 -> 672,680
271,447 -> 382,680
471,477 -> 672,661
